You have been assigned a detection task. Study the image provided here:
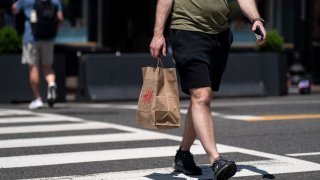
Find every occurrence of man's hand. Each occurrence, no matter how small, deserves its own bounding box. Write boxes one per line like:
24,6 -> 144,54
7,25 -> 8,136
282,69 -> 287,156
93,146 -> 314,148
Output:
150,35 -> 166,59
252,21 -> 266,45
149,0 -> 173,59
236,0 -> 266,45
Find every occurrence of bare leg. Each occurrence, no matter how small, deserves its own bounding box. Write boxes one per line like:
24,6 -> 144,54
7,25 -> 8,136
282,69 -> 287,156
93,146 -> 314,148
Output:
180,103 -> 197,151
42,64 -> 55,85
29,64 -> 41,99
189,87 -> 219,164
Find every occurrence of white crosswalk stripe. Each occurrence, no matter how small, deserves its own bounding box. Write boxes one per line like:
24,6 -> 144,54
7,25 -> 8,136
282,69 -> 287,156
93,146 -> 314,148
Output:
0,122 -> 112,134
0,133 -> 163,149
0,116 -> 81,124
0,108 -> 320,180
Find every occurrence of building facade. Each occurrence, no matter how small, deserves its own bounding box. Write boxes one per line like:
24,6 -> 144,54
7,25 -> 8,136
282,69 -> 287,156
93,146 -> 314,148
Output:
1,0 -> 319,83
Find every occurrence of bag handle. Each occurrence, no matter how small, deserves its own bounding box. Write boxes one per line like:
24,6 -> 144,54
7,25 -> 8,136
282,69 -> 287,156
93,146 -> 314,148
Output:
156,58 -> 164,68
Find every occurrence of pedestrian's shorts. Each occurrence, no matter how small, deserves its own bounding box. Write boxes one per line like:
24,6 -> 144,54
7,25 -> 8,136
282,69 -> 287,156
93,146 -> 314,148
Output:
169,29 -> 233,95
22,41 -> 54,65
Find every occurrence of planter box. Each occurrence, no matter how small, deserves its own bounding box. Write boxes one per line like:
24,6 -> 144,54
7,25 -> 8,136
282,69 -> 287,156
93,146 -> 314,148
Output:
77,53 -> 287,101
217,52 -> 288,97
77,54 -> 176,101
0,54 -> 66,103
0,54 -> 34,103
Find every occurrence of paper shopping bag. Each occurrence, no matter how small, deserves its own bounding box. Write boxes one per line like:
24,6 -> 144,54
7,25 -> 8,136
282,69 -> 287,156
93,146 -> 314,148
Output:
136,65 -> 180,129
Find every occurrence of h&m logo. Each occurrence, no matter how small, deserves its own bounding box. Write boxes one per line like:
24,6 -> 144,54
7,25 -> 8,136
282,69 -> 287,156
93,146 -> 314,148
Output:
143,89 -> 153,103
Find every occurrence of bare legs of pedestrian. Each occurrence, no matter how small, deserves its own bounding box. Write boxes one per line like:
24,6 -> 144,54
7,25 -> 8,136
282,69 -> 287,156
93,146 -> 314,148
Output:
180,87 -> 220,164
42,64 -> 56,86
28,64 -> 56,109
43,64 -> 57,108
29,64 -> 41,99
29,64 -> 56,97
28,64 -> 44,109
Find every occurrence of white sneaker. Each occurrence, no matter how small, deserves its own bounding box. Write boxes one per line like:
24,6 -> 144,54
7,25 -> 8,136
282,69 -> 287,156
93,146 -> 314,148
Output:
28,99 -> 44,110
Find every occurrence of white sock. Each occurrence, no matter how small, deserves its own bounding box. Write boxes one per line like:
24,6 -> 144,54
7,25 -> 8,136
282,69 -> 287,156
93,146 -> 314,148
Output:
48,82 -> 56,87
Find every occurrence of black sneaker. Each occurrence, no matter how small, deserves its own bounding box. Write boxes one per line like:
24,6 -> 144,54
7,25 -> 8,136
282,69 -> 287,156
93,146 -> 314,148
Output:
47,85 -> 57,108
173,147 -> 202,175
212,156 -> 237,180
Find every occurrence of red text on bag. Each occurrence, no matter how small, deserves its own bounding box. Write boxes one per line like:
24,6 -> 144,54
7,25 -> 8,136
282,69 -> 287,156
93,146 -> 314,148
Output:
143,90 -> 153,103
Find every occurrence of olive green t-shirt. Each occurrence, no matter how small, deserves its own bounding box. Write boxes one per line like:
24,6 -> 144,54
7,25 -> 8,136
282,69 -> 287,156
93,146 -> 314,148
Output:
170,0 -> 230,34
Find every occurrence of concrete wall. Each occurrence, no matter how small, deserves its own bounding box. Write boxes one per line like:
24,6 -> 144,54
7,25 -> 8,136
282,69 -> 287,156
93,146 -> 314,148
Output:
77,53 -> 287,101
217,53 -> 287,97
0,54 -> 66,103
0,52 -> 287,103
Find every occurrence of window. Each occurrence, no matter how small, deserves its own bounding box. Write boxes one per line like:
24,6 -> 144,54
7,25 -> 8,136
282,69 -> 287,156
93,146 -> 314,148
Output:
56,0 -> 88,44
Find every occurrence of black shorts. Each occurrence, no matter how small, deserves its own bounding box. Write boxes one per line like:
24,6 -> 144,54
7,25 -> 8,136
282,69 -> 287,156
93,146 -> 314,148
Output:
170,29 -> 233,95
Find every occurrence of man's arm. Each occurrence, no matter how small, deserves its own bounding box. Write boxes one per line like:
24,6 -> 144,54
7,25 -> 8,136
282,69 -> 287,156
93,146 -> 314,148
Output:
12,2 -> 19,15
56,1 -> 64,27
150,0 -> 173,59
237,0 -> 266,44
57,11 -> 64,27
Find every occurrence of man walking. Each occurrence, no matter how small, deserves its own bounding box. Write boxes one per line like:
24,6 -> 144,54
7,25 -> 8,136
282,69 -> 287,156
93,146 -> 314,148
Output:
12,0 -> 63,109
150,0 -> 266,179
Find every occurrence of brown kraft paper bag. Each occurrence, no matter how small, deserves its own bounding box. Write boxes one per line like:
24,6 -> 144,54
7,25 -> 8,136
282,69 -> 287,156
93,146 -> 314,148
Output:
136,65 -> 180,129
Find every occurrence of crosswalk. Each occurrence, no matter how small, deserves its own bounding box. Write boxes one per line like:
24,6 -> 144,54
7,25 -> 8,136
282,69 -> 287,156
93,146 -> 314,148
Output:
1,108 -> 320,179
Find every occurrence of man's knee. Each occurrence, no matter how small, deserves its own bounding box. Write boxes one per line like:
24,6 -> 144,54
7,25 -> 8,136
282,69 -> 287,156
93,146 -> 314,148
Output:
190,87 -> 212,106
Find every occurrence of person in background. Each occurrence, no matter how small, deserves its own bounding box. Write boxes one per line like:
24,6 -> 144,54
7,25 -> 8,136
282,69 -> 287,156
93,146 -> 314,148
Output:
12,0 -> 64,109
150,0 -> 266,179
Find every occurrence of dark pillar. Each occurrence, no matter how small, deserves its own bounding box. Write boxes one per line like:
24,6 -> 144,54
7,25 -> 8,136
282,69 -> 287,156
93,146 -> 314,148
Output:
101,0 -> 113,49
88,0 -> 113,49
289,0 -> 309,85
311,0 -> 320,84
88,0 -> 97,43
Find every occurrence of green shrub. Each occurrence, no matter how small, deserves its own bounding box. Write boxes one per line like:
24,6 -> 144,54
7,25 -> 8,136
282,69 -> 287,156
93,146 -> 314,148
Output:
257,30 -> 284,52
0,26 -> 22,53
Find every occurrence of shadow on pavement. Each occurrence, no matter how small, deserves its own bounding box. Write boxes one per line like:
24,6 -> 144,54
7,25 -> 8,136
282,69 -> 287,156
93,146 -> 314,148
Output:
144,164 -> 276,179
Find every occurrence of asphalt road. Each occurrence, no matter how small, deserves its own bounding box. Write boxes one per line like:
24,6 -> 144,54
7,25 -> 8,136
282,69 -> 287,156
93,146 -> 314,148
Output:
0,93 -> 319,179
